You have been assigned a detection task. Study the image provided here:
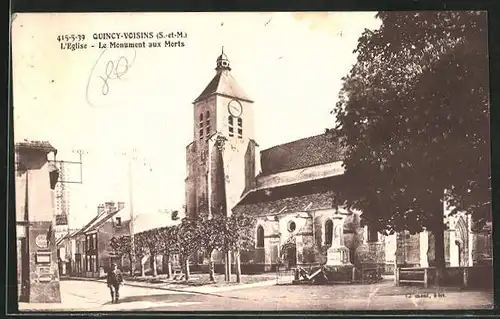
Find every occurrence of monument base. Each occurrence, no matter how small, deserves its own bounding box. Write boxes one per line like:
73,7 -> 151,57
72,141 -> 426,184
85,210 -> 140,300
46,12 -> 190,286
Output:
326,246 -> 351,266
27,221 -> 61,303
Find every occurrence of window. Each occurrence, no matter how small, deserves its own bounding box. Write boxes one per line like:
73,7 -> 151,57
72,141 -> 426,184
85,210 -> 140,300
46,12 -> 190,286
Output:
116,217 -> 122,227
205,111 -> 211,139
228,116 -> 234,137
287,221 -> 296,232
367,227 -> 378,243
325,219 -> 333,245
199,112 -> 204,140
256,226 -> 264,248
237,118 -> 243,139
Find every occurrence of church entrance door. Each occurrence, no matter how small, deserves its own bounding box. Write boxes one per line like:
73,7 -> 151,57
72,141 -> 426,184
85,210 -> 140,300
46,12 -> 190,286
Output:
285,245 -> 297,269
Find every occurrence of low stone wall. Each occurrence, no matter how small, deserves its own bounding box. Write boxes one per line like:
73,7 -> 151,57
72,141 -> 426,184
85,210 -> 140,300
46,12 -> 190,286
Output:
467,265 -> 493,288
397,266 -> 493,288
212,263 -> 275,274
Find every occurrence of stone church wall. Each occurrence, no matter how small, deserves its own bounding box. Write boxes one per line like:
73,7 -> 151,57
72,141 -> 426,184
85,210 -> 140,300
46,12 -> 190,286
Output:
395,231 -> 421,266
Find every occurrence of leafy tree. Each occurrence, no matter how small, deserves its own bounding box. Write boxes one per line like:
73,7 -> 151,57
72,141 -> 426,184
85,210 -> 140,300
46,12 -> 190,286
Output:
110,235 -> 133,275
176,218 -> 202,280
133,232 -> 149,277
225,211 -> 256,283
143,228 -> 165,277
199,215 -> 226,282
332,11 -> 489,285
158,226 -> 179,278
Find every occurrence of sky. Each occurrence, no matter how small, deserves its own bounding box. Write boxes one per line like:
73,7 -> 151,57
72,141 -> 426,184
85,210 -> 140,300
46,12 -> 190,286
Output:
12,12 -> 382,228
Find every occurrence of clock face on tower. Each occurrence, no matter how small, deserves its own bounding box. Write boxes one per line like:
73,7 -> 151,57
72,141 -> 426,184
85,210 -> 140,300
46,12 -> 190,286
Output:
228,99 -> 243,118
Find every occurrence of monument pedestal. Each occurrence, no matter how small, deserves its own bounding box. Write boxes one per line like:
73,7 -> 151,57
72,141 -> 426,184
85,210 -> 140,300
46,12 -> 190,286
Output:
323,210 -> 355,282
27,221 -> 61,303
326,246 -> 351,266
326,210 -> 352,267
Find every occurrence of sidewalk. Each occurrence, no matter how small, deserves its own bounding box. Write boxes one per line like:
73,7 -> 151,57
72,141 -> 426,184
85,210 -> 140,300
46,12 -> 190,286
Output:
64,275 -> 277,294
19,291 -> 104,312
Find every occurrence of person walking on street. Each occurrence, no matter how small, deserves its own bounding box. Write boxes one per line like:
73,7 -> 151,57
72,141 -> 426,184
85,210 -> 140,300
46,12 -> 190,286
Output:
107,263 -> 124,304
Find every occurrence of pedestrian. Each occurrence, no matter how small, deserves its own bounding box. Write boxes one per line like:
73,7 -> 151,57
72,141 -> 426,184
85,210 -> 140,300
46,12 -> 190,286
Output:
106,263 -> 124,304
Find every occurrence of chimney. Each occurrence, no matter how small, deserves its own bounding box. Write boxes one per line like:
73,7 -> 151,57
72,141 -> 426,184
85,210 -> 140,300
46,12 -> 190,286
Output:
117,202 -> 125,210
105,201 -> 116,213
97,204 -> 105,216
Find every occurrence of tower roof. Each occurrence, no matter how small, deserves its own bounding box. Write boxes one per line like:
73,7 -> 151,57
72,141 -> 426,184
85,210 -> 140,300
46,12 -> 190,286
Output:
194,48 -> 253,103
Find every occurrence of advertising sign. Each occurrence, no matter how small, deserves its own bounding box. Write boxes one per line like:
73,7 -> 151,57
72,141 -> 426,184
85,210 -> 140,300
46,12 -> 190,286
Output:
35,235 -> 48,249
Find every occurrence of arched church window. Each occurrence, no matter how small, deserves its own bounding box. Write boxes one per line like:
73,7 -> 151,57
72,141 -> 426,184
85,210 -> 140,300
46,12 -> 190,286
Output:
199,112 -> 204,140
206,111 -> 211,136
228,116 -> 234,137
325,219 -> 333,245
237,118 -> 243,139
256,225 -> 264,248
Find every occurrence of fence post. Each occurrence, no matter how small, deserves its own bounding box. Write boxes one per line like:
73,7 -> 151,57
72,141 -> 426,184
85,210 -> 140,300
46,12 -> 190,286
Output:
463,267 -> 468,288
395,266 -> 400,286
276,265 -> 279,285
424,268 -> 428,288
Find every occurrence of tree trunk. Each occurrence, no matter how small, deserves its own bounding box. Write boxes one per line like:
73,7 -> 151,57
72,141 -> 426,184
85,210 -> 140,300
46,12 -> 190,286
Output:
140,257 -> 145,277
235,249 -> 242,283
227,251 -> 232,281
207,249 -> 215,282
166,254 -> 172,278
184,257 -> 190,280
152,255 -> 158,277
433,214 -> 446,287
128,254 -> 133,276
224,251 -> 228,281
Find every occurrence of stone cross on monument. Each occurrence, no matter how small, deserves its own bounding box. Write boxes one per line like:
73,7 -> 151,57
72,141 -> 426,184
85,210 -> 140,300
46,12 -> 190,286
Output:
326,210 -> 351,266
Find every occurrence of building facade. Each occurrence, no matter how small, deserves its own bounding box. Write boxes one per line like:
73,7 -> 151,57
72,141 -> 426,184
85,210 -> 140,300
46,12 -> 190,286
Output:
68,201 -> 129,277
184,50 -> 493,274
15,141 -> 61,303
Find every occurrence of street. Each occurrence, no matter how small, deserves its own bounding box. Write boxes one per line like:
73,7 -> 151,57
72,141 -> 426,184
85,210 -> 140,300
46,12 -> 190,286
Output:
19,279 -> 494,312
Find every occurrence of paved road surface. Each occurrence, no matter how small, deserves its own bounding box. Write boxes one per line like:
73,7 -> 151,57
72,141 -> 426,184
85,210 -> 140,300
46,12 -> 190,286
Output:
19,279 -> 493,312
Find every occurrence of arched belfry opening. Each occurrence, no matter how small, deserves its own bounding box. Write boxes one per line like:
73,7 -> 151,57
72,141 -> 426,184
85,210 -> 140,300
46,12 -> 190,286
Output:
256,225 -> 264,248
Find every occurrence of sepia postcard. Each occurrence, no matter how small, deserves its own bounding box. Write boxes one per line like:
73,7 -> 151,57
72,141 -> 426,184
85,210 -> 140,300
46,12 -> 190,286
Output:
10,11 -> 493,312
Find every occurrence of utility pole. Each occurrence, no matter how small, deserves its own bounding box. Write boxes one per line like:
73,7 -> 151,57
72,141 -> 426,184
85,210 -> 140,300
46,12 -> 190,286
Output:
126,149 -> 137,276
123,148 -> 152,276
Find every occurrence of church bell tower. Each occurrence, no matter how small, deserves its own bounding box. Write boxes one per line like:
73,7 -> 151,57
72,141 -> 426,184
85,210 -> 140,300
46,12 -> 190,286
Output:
184,48 -> 260,219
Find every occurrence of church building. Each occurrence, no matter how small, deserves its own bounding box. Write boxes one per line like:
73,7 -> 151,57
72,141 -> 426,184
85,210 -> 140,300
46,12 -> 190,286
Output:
184,49 -> 493,274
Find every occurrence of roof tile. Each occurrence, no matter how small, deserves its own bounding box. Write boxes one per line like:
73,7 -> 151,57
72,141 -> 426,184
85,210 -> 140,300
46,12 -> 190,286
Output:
260,132 -> 345,175
234,190 -> 336,217
194,71 -> 253,103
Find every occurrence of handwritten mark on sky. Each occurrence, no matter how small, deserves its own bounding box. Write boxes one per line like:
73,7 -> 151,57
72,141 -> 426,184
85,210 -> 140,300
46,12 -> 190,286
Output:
86,49 -> 137,108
